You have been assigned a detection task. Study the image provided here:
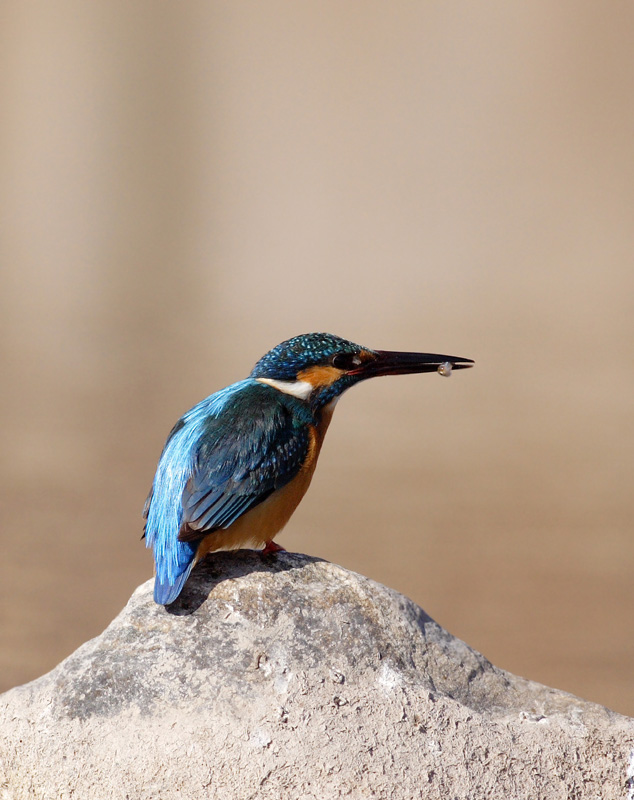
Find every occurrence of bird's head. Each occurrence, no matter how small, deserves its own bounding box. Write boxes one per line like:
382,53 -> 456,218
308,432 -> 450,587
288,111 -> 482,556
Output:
250,332 -> 473,409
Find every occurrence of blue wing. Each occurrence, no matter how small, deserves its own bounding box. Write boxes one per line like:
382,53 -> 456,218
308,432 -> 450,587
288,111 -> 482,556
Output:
144,379 -> 311,604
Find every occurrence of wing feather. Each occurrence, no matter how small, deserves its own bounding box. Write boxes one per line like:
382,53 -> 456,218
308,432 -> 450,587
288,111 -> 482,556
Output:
145,380 -> 313,601
180,388 -> 310,537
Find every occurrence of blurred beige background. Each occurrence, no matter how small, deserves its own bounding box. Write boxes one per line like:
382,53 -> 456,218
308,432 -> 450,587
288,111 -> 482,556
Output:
1,2 -> 633,715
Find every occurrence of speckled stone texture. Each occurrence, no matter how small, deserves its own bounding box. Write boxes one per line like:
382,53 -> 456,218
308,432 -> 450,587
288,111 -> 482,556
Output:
1,551 -> 633,799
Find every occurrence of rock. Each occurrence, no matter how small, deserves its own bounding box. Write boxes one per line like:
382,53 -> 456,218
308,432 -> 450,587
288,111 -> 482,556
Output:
1,551 -> 633,799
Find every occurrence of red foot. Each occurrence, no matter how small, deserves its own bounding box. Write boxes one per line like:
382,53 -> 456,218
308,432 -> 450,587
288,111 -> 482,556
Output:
261,540 -> 286,556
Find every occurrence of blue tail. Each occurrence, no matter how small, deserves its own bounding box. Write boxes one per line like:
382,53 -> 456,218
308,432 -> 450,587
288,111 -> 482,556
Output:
153,554 -> 197,605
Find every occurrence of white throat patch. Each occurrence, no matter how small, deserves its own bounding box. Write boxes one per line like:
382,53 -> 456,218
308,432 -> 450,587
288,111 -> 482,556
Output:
256,377 -> 314,401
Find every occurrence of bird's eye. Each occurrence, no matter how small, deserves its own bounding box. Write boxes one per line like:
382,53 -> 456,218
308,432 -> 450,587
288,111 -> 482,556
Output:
331,353 -> 362,371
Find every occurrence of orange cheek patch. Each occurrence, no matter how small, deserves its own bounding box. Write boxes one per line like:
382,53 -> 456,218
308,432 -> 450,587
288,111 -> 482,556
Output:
297,365 -> 343,387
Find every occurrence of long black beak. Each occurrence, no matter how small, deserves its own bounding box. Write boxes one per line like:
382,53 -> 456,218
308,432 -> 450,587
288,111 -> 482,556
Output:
351,350 -> 474,378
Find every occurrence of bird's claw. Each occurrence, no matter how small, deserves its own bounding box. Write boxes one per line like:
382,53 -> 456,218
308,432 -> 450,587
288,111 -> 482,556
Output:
261,540 -> 286,556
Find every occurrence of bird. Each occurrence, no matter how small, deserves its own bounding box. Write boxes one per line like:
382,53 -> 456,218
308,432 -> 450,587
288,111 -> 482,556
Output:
143,332 -> 473,605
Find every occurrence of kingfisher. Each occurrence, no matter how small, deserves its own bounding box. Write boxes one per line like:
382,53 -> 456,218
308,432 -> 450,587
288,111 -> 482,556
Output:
144,332 -> 473,604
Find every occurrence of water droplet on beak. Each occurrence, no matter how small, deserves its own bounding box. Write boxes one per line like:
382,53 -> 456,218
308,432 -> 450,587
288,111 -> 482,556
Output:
437,362 -> 453,377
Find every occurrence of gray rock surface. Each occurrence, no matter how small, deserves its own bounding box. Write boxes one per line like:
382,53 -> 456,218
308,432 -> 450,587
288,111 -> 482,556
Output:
1,551 -> 633,799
